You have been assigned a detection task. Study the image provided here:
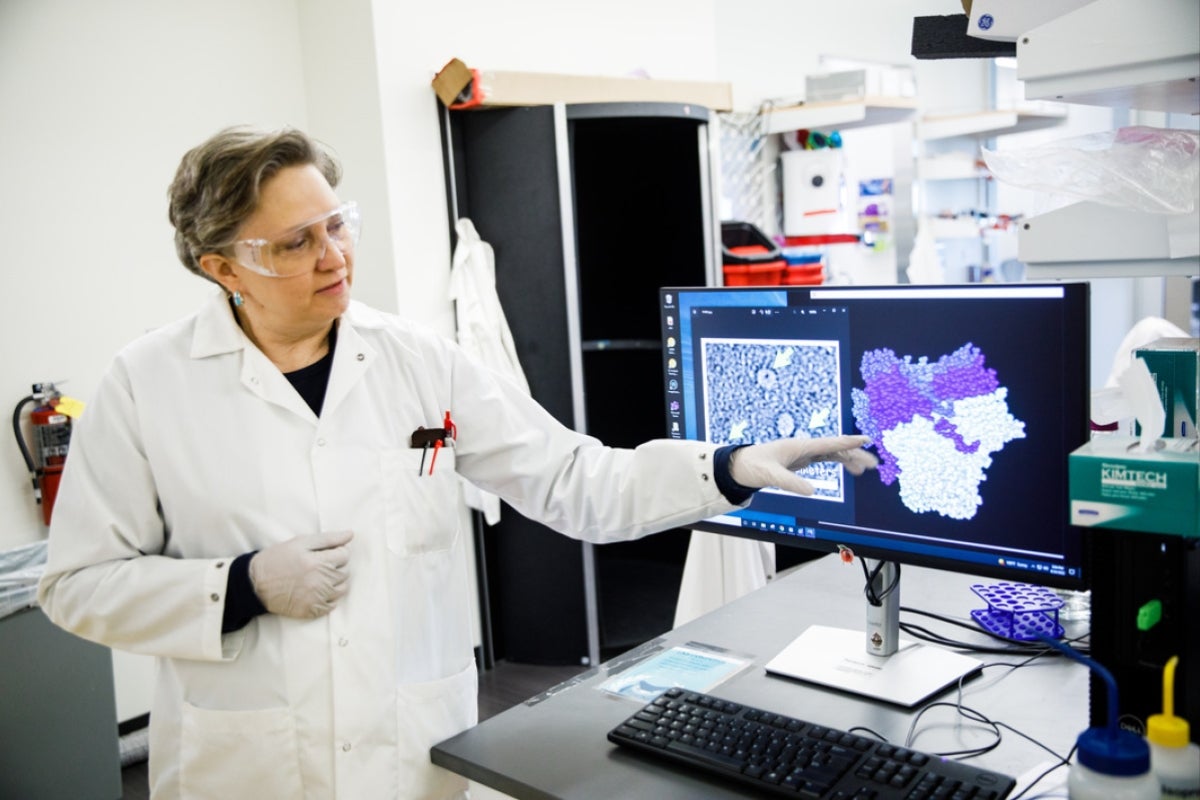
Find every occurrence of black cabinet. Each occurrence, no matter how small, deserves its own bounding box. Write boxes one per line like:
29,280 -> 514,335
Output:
440,101 -> 717,665
0,608 -> 121,799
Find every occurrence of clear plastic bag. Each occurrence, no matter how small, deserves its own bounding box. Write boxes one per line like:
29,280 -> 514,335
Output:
983,126 -> 1199,214
0,540 -> 47,619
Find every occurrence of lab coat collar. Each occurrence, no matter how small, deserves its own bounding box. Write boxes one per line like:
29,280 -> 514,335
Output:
188,290 -> 386,422
188,291 -> 396,358
190,289 -> 248,359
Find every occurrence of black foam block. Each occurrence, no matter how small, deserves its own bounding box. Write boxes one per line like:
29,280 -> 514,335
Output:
911,14 -> 1017,60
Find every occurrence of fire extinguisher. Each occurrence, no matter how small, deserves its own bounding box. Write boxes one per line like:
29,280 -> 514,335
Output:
13,383 -> 75,526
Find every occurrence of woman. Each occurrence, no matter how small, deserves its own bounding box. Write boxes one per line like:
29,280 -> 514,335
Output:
37,126 -> 876,799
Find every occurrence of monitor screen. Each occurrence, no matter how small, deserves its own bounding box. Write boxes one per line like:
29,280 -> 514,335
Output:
660,283 -> 1090,591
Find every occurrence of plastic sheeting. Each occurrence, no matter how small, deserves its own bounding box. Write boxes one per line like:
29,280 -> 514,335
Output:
0,540 -> 47,620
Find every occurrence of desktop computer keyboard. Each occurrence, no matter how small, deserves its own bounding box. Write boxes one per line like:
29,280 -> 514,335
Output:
608,688 -> 1016,799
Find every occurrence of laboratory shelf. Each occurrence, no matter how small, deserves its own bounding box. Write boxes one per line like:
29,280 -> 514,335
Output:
926,216 -> 985,240
917,155 -> 991,182
1017,0 -> 1200,114
762,95 -> 917,135
1020,201 -> 1200,279
916,106 -> 1067,141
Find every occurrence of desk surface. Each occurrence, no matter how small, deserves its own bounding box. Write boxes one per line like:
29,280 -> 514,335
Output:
433,555 -> 1088,799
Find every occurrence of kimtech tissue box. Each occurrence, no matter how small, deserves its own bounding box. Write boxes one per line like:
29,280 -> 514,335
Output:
1069,436 -> 1199,538
1135,337 -> 1198,439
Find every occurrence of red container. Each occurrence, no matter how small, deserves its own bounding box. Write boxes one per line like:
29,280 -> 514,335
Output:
724,260 -> 786,286
783,263 -> 825,285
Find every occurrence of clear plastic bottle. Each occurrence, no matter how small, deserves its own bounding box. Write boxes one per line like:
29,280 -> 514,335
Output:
1067,726 -> 1161,800
1039,634 -> 1161,799
1146,656 -> 1200,800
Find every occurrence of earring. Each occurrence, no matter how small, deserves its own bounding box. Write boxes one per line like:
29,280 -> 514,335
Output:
232,291 -> 244,308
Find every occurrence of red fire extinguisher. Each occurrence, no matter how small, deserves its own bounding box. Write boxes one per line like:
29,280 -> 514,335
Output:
13,383 -> 74,526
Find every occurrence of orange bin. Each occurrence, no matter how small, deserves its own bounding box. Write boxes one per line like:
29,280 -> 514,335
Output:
783,263 -> 824,285
724,259 -> 787,286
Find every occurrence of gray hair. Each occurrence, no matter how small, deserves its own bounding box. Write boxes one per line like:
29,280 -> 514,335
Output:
167,126 -> 342,281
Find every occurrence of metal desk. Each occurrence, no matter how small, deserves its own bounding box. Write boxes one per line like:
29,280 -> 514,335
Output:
433,555 -> 1088,799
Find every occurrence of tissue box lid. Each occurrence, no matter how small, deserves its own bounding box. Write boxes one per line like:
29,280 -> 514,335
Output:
1069,436 -> 1199,538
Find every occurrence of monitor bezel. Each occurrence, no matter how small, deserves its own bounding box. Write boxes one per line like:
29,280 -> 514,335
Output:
661,282 -> 1091,591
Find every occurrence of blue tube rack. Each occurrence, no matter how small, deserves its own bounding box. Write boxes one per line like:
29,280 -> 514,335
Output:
969,582 -> 1065,641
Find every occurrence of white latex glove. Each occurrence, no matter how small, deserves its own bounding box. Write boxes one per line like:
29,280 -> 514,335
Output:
730,435 -> 877,496
248,530 -> 353,619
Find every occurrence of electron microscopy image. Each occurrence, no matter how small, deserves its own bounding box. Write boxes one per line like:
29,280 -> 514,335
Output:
700,337 -> 846,500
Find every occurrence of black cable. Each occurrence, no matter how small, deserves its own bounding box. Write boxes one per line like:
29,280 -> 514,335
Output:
12,394 -> 38,485
1007,743 -> 1076,800
861,559 -> 900,606
902,606 -> 1091,656
846,726 -> 889,742
905,701 -> 1002,758
899,621 -> 1050,655
903,655 -> 1075,797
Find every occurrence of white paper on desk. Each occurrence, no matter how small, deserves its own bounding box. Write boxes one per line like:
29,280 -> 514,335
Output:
598,643 -> 752,703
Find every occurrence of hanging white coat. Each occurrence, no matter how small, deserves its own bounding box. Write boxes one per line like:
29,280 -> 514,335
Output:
38,291 -> 738,799
447,217 -> 531,525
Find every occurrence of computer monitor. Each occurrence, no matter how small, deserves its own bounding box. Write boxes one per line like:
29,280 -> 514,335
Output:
660,283 -> 1090,705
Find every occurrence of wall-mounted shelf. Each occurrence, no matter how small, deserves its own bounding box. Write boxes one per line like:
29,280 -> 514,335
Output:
1020,201 -> 1200,278
917,106 -> 1068,141
917,155 -> 990,181
763,95 -> 917,135
926,216 -> 985,240
1017,0 -> 1200,114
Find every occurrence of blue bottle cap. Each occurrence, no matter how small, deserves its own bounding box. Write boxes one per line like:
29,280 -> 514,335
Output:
1076,727 -> 1151,776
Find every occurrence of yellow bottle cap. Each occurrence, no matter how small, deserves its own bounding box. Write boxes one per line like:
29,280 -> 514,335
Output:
1146,656 -> 1190,748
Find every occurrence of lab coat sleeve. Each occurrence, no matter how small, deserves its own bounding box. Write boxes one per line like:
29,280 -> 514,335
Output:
446,342 -> 741,543
37,358 -> 234,662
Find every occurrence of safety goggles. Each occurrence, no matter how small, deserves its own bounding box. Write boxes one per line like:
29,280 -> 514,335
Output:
226,201 -> 361,278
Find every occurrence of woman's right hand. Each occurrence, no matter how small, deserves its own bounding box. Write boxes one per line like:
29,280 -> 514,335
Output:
248,530 -> 353,619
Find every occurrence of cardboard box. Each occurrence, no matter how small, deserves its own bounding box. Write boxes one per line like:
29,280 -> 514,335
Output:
1069,436 -> 1199,538
805,67 -> 916,103
432,58 -> 733,111
1135,337 -> 1199,438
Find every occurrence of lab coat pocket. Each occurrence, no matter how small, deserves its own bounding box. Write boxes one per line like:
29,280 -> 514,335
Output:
382,447 -> 461,557
179,702 -> 304,797
395,660 -> 477,799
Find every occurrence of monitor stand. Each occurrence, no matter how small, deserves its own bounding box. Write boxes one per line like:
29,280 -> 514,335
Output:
764,561 -> 982,708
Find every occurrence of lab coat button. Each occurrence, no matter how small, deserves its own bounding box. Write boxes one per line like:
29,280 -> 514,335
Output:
356,353 -> 364,361
341,742 -> 352,752
215,561 -> 224,569
317,438 -> 326,447
698,453 -> 707,460
701,474 -> 709,482
210,593 -> 220,602
338,637 -> 349,647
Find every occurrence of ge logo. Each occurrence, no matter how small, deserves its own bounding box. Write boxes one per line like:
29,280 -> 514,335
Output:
978,13 -> 994,30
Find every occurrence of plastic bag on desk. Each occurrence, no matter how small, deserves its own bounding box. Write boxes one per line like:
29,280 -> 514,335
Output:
982,126 -> 1199,215
0,540 -> 47,619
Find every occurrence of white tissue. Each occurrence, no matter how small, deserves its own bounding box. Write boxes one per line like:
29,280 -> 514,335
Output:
905,223 -> 944,284
1115,357 -> 1166,451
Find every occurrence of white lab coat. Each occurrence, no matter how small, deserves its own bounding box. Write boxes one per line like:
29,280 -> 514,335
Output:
38,291 -> 737,800
447,218 -> 530,525
673,532 -> 776,628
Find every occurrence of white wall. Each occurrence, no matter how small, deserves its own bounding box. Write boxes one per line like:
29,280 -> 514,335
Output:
0,0 -> 729,726
0,0 -> 1028,566
1,0 -> 309,548
0,0 -> 320,724
8,0 -> 1149,723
